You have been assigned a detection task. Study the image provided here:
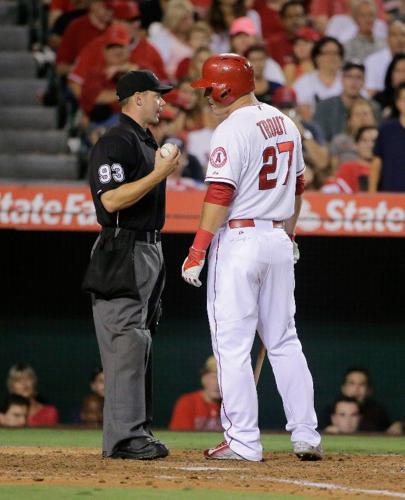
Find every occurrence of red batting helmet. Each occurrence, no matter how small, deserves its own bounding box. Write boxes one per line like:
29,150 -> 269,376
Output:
191,53 -> 254,105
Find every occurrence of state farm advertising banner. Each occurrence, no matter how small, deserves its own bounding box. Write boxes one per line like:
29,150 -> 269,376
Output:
0,184 -> 404,237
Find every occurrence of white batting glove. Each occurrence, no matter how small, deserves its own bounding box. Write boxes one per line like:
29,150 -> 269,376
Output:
292,240 -> 300,264
181,247 -> 206,287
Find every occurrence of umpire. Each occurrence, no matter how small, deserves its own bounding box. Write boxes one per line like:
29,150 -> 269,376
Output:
84,70 -> 180,460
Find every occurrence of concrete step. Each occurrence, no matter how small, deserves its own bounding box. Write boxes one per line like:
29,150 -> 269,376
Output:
0,51 -> 37,77
0,78 -> 46,106
0,129 -> 69,154
0,153 -> 80,180
0,25 -> 29,51
0,106 -> 57,129
0,1 -> 18,24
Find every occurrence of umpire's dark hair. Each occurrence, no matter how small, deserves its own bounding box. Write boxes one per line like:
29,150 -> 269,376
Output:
280,0 -> 304,18
354,125 -> 377,143
341,367 -> 371,386
0,394 -> 30,414
311,36 -> 344,68
90,367 -> 103,383
331,396 -> 361,414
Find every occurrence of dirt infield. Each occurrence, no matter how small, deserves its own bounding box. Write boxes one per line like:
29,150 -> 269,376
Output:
0,447 -> 404,499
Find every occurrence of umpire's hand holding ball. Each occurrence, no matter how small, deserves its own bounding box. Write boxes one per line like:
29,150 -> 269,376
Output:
154,145 -> 180,179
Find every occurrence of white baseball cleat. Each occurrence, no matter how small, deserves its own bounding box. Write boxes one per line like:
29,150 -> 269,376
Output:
293,441 -> 324,461
204,441 -> 247,460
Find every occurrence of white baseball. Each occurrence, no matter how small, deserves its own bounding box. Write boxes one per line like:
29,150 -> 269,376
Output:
160,143 -> 176,158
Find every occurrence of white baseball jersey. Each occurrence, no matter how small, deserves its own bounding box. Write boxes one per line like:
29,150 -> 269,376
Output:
205,103 -> 305,222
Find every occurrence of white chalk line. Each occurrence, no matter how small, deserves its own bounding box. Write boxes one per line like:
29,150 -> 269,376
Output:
176,467 -> 243,471
255,476 -> 405,499
159,466 -> 405,498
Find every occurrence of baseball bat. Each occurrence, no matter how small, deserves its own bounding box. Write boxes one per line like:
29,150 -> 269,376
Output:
254,342 -> 267,386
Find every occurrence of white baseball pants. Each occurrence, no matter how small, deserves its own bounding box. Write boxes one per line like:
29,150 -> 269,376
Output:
207,221 -> 321,461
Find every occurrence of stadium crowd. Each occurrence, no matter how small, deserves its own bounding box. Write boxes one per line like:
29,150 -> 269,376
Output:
0,361 -> 403,434
31,0 -> 405,193
0,363 -> 105,427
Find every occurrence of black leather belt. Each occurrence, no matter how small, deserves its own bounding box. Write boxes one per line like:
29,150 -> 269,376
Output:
135,230 -> 161,243
102,227 -> 161,244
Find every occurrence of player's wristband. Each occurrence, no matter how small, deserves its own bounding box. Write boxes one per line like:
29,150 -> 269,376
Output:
193,228 -> 214,251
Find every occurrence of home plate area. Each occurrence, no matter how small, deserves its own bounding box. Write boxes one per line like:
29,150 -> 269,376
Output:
0,447 -> 404,499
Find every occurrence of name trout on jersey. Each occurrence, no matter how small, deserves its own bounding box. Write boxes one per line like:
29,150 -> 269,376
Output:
256,115 -> 287,139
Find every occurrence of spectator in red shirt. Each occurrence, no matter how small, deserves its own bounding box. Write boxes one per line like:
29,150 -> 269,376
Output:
112,1 -> 168,79
7,363 -> 59,427
169,356 -> 222,431
253,0 -> 284,42
79,30 -> 135,129
267,0 -> 306,67
48,0 -> 90,50
69,4 -> 167,98
69,23 -> 130,98
56,0 -> 113,75
322,125 -> 378,193
49,0 -> 77,28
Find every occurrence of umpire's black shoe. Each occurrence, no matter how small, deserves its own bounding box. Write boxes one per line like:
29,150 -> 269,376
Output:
110,436 -> 169,460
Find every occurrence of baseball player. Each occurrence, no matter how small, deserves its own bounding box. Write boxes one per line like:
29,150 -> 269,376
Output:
181,54 -> 322,462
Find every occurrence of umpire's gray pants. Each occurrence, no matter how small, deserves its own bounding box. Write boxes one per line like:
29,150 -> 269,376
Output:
92,240 -> 164,456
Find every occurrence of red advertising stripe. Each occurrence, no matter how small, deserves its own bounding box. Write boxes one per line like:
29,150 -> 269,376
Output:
0,184 -> 404,237
0,184 -> 97,231
297,193 -> 405,237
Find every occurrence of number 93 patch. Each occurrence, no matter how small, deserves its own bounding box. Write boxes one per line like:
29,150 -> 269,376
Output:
209,147 -> 227,168
98,163 -> 125,183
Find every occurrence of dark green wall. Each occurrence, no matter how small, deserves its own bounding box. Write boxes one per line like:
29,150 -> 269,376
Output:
0,230 -> 404,427
0,316 -> 403,428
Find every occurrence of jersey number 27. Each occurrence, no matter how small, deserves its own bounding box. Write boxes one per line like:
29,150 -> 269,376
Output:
259,141 -> 294,190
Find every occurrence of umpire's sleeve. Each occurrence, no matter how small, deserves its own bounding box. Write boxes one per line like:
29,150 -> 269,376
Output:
93,136 -> 138,198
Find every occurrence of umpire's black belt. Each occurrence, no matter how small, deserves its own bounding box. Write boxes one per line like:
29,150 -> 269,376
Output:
102,227 -> 161,244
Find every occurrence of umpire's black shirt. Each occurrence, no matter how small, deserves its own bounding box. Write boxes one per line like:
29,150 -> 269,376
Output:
89,113 -> 165,231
